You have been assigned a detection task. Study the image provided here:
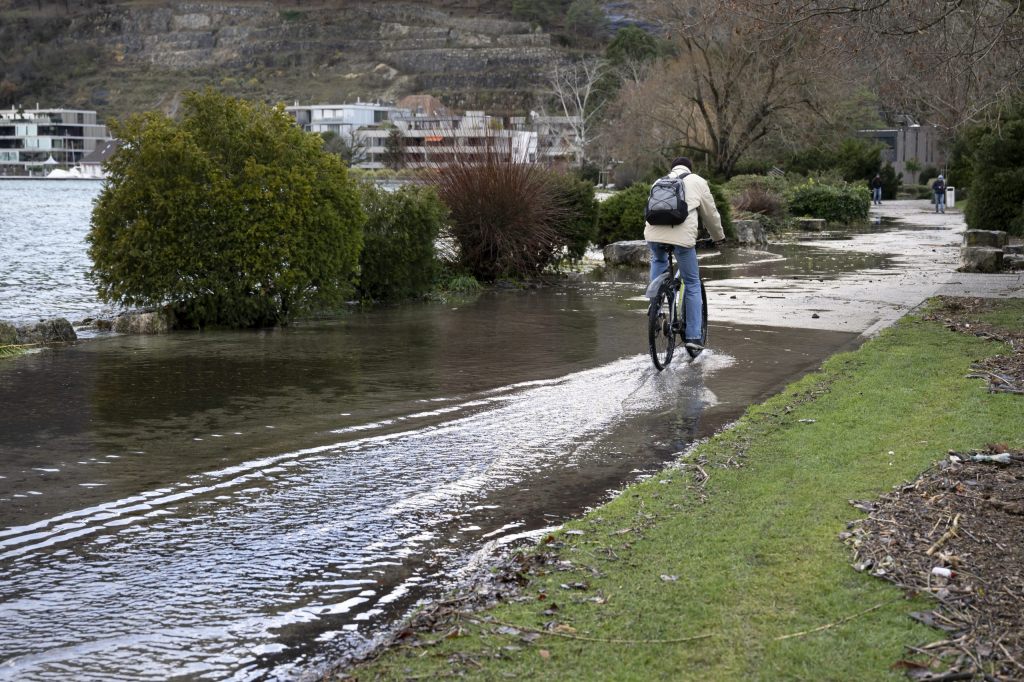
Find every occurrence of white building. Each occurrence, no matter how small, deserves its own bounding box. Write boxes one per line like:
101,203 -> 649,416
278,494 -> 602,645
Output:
287,100 -> 537,169
0,107 -> 112,177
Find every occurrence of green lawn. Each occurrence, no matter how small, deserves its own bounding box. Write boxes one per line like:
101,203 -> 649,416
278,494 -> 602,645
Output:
345,305 -> 1023,681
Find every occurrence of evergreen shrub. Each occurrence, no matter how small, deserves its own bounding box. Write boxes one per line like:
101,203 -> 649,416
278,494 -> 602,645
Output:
88,90 -> 365,328
787,180 -> 870,223
596,179 -> 735,245
358,184 -> 448,302
965,115 -> 1024,236
545,171 -> 599,261
596,182 -> 647,245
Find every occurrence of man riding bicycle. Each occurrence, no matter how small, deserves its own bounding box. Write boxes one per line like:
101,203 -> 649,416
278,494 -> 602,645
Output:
644,157 -> 726,353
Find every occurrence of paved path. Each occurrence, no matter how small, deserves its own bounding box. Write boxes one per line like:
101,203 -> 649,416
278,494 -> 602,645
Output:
711,200 -> 1024,337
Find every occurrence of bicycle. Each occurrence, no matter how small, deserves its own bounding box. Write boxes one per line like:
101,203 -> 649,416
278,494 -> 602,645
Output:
647,239 -> 711,371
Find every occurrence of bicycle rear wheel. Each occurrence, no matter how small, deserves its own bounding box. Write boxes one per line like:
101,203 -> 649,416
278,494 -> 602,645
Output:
680,279 -> 709,358
648,287 -> 676,370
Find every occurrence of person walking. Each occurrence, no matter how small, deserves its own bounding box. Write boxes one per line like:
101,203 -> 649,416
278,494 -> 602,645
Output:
644,157 -> 725,354
933,174 -> 946,213
870,173 -> 883,205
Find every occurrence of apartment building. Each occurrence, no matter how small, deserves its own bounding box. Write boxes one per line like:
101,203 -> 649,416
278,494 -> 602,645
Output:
287,100 -> 539,169
0,107 -> 112,177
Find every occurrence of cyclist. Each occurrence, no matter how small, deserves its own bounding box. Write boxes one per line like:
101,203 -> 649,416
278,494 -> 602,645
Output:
644,157 -> 726,354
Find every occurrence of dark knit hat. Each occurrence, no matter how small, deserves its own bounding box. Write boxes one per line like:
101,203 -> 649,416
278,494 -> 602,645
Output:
671,156 -> 693,171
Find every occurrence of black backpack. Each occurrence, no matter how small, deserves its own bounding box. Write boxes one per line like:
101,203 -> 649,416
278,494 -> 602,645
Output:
644,175 -> 689,225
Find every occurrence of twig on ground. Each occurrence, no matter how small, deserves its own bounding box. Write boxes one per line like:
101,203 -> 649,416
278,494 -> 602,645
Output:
467,615 -> 713,645
773,602 -> 891,641
927,514 -> 961,556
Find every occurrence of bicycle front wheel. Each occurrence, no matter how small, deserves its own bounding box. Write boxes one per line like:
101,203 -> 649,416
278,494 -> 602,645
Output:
648,287 -> 675,370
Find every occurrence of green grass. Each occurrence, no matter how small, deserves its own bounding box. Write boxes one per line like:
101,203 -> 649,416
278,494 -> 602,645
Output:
349,306 -> 1023,680
973,298 -> 1024,330
0,344 -> 30,359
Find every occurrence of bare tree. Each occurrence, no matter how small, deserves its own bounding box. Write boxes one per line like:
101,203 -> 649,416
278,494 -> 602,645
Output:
616,0 -> 850,177
548,57 -> 610,167
725,0 -> 1024,130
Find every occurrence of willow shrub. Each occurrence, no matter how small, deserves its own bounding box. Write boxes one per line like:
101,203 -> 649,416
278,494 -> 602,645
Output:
787,180 -> 870,224
88,89 -> 365,328
357,183 -> 448,302
429,140 -> 575,280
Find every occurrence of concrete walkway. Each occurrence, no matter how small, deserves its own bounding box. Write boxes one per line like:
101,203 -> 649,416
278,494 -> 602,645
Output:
710,200 -> 1024,337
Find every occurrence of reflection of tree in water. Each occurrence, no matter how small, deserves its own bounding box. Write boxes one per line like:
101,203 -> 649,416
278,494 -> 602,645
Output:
87,329 -> 369,428
432,288 -> 600,394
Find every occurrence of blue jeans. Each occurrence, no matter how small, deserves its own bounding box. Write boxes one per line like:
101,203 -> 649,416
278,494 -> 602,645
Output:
872,186 -> 881,204
935,192 -> 945,212
648,242 -> 702,341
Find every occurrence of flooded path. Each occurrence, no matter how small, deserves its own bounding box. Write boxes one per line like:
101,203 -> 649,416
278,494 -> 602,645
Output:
1,196 -> 990,680
1,283 -> 859,680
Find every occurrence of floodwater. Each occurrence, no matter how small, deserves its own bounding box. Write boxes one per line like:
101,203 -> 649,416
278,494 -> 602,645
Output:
1,181 -> 916,680
0,180 -> 112,325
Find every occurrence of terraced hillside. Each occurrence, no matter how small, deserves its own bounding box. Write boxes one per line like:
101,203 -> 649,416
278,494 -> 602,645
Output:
0,0 -> 575,120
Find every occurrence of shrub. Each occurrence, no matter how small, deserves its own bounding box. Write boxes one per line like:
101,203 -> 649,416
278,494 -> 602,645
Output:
706,181 -> 735,240
879,163 -> 901,200
357,183 -> 448,302
787,180 -> 870,223
965,114 -> 1024,235
596,182 -> 648,245
429,137 -> 568,280
919,165 -> 940,185
725,173 -> 789,199
88,90 -> 365,328
596,179 -> 735,245
545,171 -> 599,261
732,187 -> 786,224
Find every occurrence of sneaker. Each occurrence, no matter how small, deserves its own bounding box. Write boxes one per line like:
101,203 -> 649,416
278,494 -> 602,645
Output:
684,339 -> 704,352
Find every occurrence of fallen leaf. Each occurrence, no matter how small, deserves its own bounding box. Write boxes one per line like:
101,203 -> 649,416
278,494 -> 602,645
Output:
660,574 -> 679,582
539,649 -> 551,660
553,623 -> 577,634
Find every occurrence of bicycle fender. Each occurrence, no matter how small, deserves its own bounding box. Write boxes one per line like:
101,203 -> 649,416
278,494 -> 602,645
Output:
646,272 -> 672,299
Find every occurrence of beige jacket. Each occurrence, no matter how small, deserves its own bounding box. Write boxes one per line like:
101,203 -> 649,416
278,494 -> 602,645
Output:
643,166 -> 725,248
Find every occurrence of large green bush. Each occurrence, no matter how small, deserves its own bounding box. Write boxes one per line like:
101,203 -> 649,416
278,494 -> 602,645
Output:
596,182 -> 648,245
88,90 -> 365,327
357,184 -> 448,302
964,111 -> 1024,235
787,180 -> 870,223
596,179 -> 735,245
546,171 -> 599,261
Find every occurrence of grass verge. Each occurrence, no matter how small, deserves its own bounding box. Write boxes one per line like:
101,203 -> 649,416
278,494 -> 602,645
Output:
344,303 -> 1023,681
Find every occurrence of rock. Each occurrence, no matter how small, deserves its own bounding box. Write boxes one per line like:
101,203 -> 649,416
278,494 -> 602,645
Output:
794,217 -> 826,231
95,319 -> 114,331
16,318 -> 77,344
963,230 -> 1008,248
1004,244 -> 1024,255
958,246 -> 1004,273
0,321 -> 18,345
112,311 -> 171,335
603,240 -> 651,267
1004,254 -> 1024,271
733,219 -> 767,245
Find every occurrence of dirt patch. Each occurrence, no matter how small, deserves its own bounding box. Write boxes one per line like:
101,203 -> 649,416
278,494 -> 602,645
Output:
844,448 -> 1024,680
924,296 -> 1024,395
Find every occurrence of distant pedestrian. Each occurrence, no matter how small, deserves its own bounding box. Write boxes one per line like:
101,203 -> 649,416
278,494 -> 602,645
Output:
870,174 -> 883,205
933,174 -> 946,213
